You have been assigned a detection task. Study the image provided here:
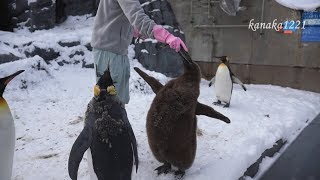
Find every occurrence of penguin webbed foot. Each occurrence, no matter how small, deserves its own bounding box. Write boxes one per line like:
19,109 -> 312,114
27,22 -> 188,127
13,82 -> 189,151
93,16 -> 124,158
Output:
213,100 -> 221,106
223,103 -> 230,108
155,163 -> 172,175
174,170 -> 185,179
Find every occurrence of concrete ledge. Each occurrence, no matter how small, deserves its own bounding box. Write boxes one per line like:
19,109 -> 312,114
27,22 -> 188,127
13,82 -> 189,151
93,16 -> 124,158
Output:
259,113 -> 320,180
239,139 -> 286,180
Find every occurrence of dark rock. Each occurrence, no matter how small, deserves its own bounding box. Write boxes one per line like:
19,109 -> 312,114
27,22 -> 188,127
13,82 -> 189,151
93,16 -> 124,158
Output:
58,41 -> 81,47
74,60 -> 81,64
24,18 -> 32,27
25,46 -> 60,63
10,0 -> 30,28
0,53 -> 20,64
134,41 -> 184,77
57,60 -> 70,66
134,0 -> 185,77
23,41 -> 33,47
55,0 -> 66,24
82,60 -> 94,68
13,0 -> 29,15
85,43 -> 93,51
69,50 -> 84,58
92,0 -> 100,16
0,0 -> 13,31
31,0 -> 53,9
29,0 -> 56,32
63,0 -> 95,16
16,10 -> 30,24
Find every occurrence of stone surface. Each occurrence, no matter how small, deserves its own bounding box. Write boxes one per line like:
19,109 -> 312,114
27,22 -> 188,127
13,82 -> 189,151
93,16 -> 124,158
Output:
69,50 -> 84,58
25,46 -> 60,63
0,0 -> 13,31
85,43 -> 93,51
0,53 -> 20,64
134,0 -> 186,77
29,0 -> 56,31
63,0 -> 96,16
58,40 -> 81,47
82,60 -> 94,68
134,41 -> 184,77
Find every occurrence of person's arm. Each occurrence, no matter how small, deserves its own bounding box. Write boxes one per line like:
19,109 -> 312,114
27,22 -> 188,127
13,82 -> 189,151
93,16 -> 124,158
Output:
117,0 -> 156,38
117,0 -> 188,52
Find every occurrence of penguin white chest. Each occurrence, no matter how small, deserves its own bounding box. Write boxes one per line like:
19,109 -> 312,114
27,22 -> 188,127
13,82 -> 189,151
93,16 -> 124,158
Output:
0,102 -> 15,180
214,64 -> 232,103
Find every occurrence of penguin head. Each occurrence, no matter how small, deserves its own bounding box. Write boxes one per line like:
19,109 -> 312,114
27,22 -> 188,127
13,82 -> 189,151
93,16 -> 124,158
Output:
94,70 -> 117,97
214,56 -> 229,64
97,70 -> 114,88
178,48 -> 201,76
0,70 -> 25,97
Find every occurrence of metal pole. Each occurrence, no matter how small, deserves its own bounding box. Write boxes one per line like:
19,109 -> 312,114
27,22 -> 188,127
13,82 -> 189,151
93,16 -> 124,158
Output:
260,0 -> 266,35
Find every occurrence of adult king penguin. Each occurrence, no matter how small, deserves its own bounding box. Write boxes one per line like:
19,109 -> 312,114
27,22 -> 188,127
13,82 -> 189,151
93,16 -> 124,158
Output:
209,56 -> 246,108
68,70 -> 138,180
0,70 -> 24,180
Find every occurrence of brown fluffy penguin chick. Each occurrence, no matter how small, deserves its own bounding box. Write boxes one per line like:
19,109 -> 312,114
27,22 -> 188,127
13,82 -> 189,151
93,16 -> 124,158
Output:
145,50 -> 230,179
134,67 -> 230,121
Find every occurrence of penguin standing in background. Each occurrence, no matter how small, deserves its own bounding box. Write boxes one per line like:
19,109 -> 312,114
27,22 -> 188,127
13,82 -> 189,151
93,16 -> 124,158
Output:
68,70 -> 138,180
209,56 -> 246,108
0,70 -> 24,180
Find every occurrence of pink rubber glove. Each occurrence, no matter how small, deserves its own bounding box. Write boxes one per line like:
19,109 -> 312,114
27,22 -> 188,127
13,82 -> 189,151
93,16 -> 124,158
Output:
153,25 -> 188,52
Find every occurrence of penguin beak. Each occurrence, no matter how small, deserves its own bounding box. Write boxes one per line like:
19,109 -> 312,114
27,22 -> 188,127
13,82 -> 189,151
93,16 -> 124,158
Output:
178,47 -> 193,65
3,70 -> 25,86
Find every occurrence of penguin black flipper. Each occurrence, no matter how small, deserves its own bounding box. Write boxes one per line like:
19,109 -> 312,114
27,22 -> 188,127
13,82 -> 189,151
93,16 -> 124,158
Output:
196,103 -> 231,123
209,76 -> 215,87
68,125 -> 93,180
231,76 -> 247,91
120,107 -> 139,172
133,67 -> 163,94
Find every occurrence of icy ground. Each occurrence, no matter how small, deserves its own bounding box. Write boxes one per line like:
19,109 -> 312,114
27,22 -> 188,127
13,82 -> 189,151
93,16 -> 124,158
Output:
1,16 -> 320,180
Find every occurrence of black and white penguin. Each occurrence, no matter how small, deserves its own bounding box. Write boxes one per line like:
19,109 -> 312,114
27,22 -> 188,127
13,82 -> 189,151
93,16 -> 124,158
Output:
68,70 -> 138,180
0,70 -> 24,180
209,56 -> 246,108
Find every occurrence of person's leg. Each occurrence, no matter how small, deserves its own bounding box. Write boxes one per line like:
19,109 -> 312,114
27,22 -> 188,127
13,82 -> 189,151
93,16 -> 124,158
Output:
93,49 -> 130,104
109,54 -> 130,104
93,48 -> 111,82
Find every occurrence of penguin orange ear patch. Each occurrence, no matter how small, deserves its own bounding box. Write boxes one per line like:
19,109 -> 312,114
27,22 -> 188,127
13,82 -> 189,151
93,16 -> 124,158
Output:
107,86 -> 117,96
94,85 -> 101,97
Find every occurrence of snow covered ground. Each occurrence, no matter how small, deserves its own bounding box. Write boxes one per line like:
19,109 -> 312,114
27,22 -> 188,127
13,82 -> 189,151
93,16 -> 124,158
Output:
1,16 -> 320,180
